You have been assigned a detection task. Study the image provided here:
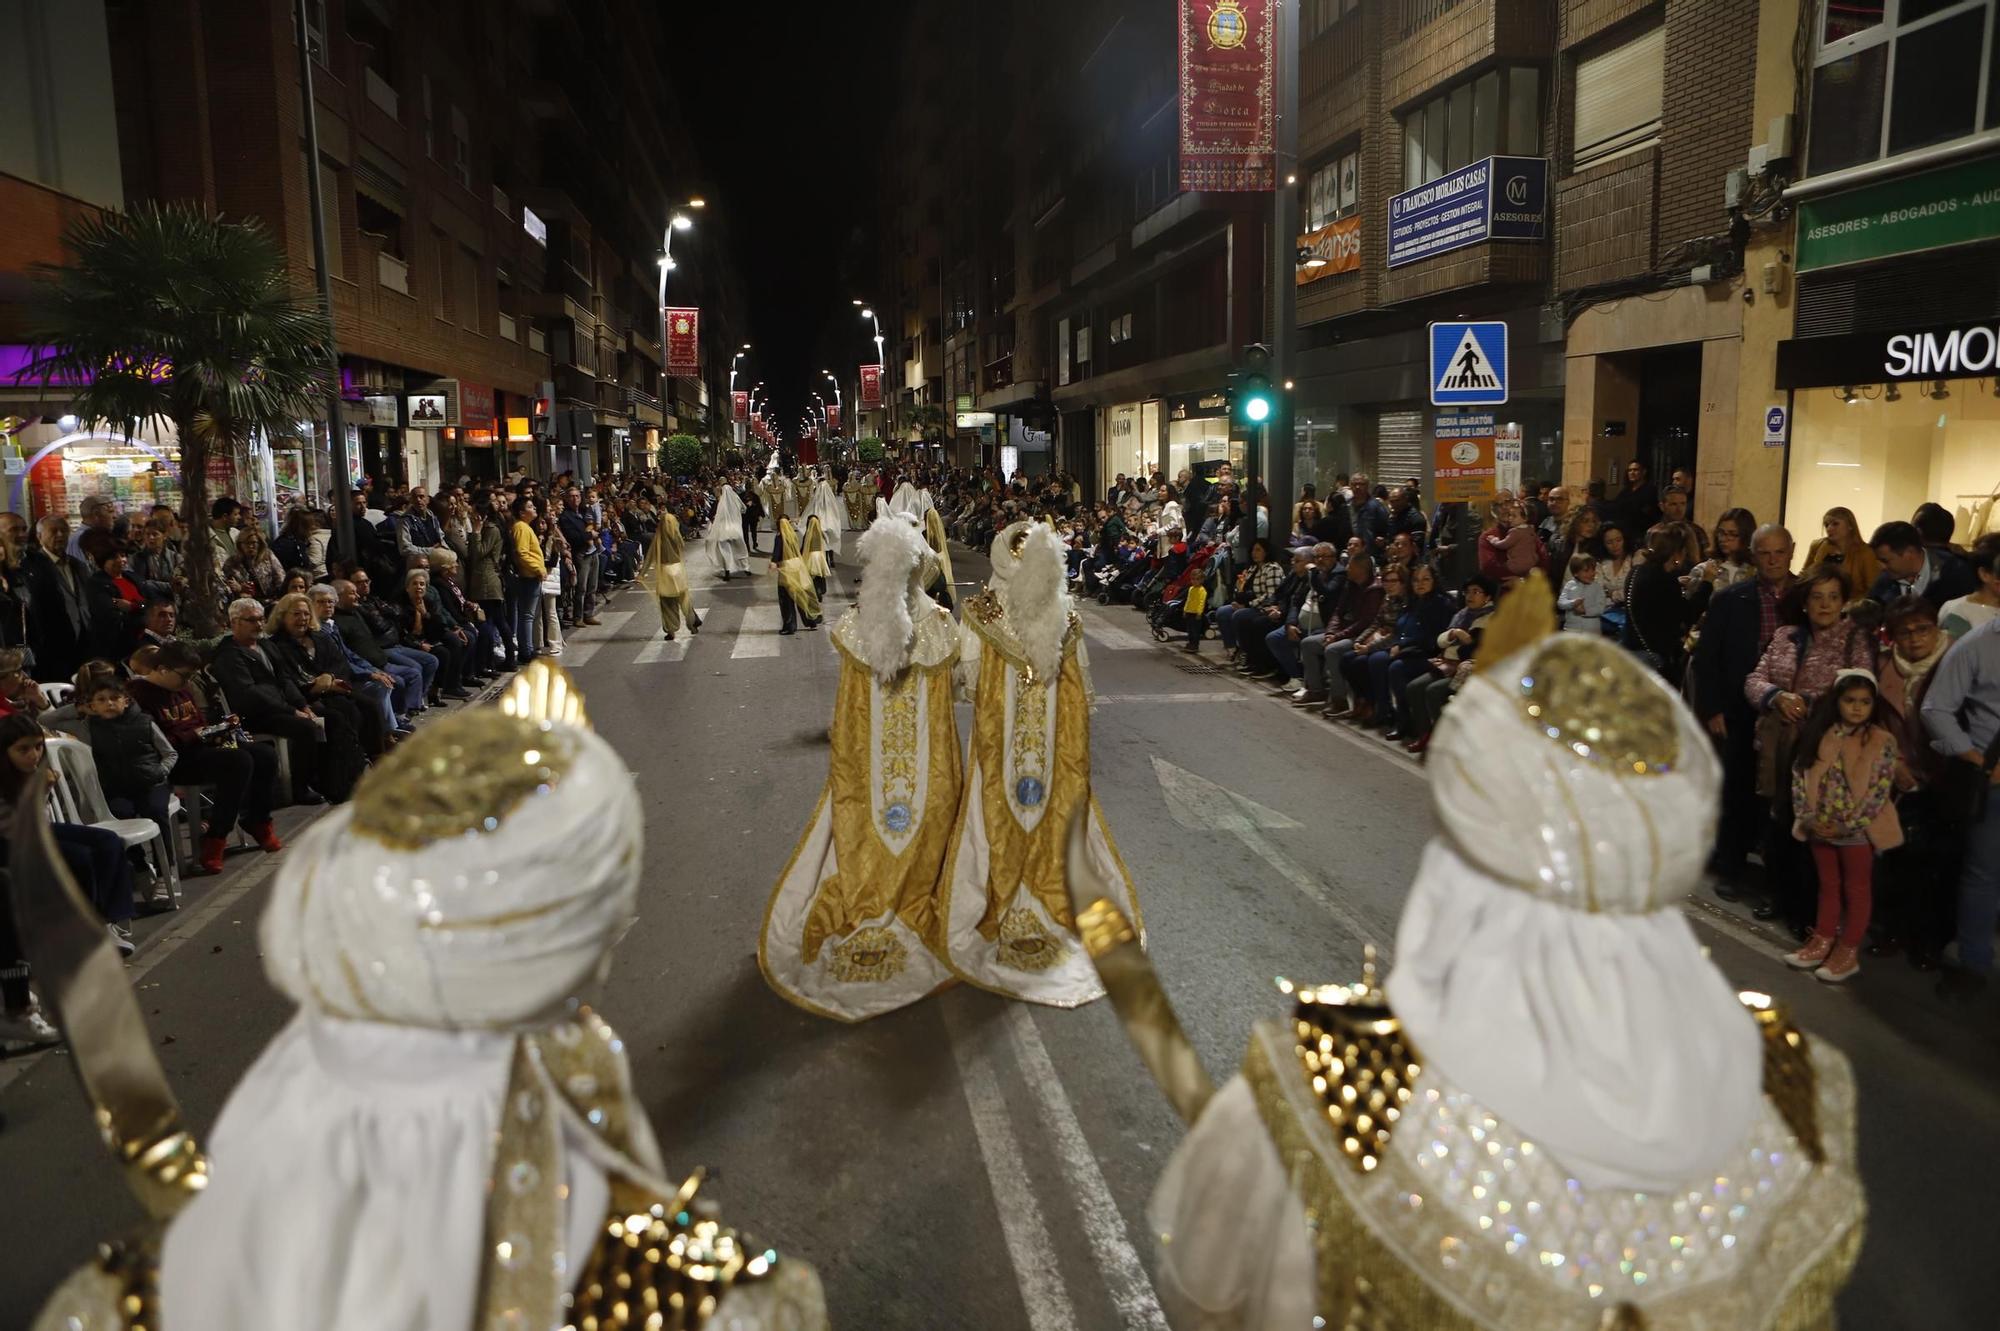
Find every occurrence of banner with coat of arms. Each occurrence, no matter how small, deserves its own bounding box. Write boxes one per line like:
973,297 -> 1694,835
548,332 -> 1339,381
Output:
733,390 -> 749,422
1178,0 -> 1275,192
666,307 -> 700,377
859,363 -> 883,410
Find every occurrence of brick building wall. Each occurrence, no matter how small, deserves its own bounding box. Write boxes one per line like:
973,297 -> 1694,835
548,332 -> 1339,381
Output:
1655,0 -> 1757,252
1555,148 -> 1658,288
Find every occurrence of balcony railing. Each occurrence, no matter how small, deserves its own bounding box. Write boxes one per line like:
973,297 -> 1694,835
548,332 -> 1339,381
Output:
364,66 -> 399,119
376,251 -> 410,295
983,352 -> 1014,393
498,311 -> 518,342
1399,0 -> 1467,37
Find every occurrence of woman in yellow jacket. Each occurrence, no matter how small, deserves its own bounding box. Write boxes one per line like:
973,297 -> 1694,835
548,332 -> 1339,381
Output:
506,495 -> 547,665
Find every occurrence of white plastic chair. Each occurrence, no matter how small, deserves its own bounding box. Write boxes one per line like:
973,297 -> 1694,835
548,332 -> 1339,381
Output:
45,735 -> 182,911
38,681 -> 73,709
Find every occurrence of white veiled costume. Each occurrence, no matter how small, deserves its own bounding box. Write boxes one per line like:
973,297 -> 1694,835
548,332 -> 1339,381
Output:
939,521 -> 1142,1006
35,665 -> 826,1331
807,475 -> 845,558
707,483 -> 752,575
888,481 -> 923,522
1148,630 -> 1864,1331
759,509 -> 961,1021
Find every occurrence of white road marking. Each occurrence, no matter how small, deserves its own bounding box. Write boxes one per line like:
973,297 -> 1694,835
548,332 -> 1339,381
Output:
1092,692 -> 1246,705
591,609 -> 636,634
731,605 -> 783,658
634,636 -> 688,664
561,639 -> 603,666
1082,620 -> 1162,652
943,1001 -> 1080,1331
1004,1004 -> 1170,1331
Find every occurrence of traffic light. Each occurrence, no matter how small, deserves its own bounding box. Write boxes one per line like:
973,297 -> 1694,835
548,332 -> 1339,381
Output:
1236,343 -> 1274,425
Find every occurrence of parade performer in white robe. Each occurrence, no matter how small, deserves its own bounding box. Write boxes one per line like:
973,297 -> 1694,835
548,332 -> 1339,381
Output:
922,506 -> 956,610
939,520 -> 1141,1006
707,480 -> 752,580
760,469 -> 794,526
639,509 -> 701,641
808,473 -> 845,560
843,470 -> 876,529
760,509 -> 963,1021
1070,578 -> 1865,1331
21,662 -> 827,1331
889,479 -> 923,521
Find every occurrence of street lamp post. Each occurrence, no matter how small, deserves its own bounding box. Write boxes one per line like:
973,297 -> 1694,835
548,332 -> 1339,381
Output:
854,300 -> 887,437
730,345 -> 751,454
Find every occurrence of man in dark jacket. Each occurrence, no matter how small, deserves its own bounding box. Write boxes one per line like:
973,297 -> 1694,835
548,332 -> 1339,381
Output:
556,490 -> 600,625
209,597 -> 344,803
1691,524 -> 1796,905
1869,519 -> 1976,609
22,514 -> 90,683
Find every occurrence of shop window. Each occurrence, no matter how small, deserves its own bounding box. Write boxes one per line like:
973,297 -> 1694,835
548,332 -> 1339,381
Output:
1306,147 -> 1359,231
1400,66 -> 1542,188
1786,380 -> 2000,549
1808,0 -> 2000,176
1573,23 -> 1664,171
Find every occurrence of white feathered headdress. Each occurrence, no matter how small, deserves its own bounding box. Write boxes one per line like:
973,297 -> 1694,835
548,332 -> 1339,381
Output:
851,509 -> 934,682
992,520 -> 1069,681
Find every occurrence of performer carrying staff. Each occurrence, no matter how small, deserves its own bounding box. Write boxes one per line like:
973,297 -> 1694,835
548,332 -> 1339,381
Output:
1065,577 -> 1866,1330
708,477 -> 753,581
921,507 -> 956,611
760,507 -> 963,1020
20,662 -> 828,1331
803,515 -> 832,602
773,516 -> 822,636
938,520 -> 1141,1006
640,508 -> 702,641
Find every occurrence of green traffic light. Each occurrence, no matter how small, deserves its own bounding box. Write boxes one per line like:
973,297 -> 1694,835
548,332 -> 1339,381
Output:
1243,394 -> 1272,423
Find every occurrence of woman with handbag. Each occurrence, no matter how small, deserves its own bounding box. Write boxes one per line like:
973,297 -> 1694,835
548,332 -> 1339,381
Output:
1620,523 -> 1700,680
1744,564 -> 1878,931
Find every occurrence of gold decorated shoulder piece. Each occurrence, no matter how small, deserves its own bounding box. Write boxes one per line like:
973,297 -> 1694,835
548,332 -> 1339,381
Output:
1281,947 -> 1421,1174
964,589 -> 1004,625
1740,991 -> 1824,1164
350,708 -> 577,850
565,1173 -> 779,1331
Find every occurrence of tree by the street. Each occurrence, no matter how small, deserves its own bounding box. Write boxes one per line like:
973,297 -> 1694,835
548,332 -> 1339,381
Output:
665,432 -> 703,476
21,203 -> 334,635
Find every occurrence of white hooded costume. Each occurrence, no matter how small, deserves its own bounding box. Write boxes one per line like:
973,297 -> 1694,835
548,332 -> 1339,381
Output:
1147,626 -> 1864,1331
759,507 -> 962,1021
34,664 -> 826,1331
938,521 -> 1142,1006
707,482 -> 752,576
807,474 -> 845,559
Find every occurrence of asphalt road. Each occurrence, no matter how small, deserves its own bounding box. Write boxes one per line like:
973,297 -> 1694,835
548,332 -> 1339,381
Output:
3,524 -> 1997,1329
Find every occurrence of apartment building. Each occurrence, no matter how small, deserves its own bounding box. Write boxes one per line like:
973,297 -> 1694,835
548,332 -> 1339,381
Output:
1,0 -> 736,521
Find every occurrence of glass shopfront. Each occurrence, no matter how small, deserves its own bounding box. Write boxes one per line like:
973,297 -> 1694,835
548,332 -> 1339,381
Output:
1099,400 -> 1159,487
1167,391 -> 1236,479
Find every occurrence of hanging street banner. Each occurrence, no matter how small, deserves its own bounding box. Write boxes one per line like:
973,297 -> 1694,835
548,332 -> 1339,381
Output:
1433,411 -> 1498,505
1297,215 -> 1362,285
827,403 -> 841,432
666,307 -> 700,377
1178,0 -> 1275,192
732,390 -> 749,422
859,363 -> 884,409
1388,155 -> 1548,269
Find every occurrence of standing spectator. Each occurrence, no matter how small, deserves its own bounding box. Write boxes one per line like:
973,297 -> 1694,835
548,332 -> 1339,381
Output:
1874,597 -> 1956,969
395,487 -> 447,563
1648,486 -> 1707,568
1478,496 -> 1539,586
1803,506 -> 1880,601
1869,520 -> 1976,609
127,517 -> 181,589
505,496 -> 545,664
1536,486 -> 1572,555
1620,523 -> 1700,679
1599,524 -> 1634,605
1745,564 -> 1878,931
1687,507 -> 1759,598
557,490 -> 602,627
464,499 -> 513,669
1558,553 -> 1607,633
129,641 -> 282,872
1784,669 -> 1908,983
65,494 -> 116,562
0,511 -> 29,653
1693,524 -> 1797,898
1351,474 -> 1389,555
1612,459 -> 1661,534
1386,487 -> 1425,555
22,514 -> 90,684
1939,539 -> 2000,639
209,597 -> 343,804
271,507 -> 319,574
78,530 -> 146,665
207,496 -> 245,572
1550,505 -> 1598,580
1921,614 -> 2000,1000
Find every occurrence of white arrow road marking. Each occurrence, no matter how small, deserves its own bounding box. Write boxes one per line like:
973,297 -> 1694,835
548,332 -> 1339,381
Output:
944,1002 -> 1080,1331
1004,1004 -> 1170,1331
731,605 -> 783,658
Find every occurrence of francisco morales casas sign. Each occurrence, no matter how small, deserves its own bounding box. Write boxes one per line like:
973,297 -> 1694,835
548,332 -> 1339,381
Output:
1776,317 -> 2000,388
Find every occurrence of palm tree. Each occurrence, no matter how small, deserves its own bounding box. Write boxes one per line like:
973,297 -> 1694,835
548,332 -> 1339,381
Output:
19,203 -> 334,635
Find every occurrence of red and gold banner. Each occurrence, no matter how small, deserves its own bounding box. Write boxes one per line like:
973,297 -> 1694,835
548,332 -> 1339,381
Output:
1179,0 -> 1275,193
826,403 -> 841,432
859,363 -> 883,410
666,307 -> 699,377
732,390 -> 749,422
1296,215 -> 1362,285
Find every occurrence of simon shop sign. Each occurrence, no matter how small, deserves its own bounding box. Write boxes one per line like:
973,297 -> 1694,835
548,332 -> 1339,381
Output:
1776,318 -> 2000,389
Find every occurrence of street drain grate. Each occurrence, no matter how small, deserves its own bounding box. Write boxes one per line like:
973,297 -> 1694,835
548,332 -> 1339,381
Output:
1162,650 -> 1229,675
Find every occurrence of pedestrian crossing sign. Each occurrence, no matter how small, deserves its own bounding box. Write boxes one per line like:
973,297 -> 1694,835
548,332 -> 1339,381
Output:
1429,321 -> 1508,406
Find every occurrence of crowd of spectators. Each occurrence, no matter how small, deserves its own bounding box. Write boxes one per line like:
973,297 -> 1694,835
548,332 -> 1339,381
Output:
0,466 -> 724,1047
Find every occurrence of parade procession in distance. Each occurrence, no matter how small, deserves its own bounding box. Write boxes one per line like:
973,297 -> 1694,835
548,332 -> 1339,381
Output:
5,1 -> 2000,1328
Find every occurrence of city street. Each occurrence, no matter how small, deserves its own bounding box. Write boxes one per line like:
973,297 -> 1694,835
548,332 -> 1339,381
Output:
2,528 -> 1996,1330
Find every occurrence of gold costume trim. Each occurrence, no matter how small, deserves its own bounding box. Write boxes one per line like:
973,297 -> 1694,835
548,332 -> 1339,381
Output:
564,1175 -> 778,1331
351,711 -> 576,850
1743,992 -> 1825,1165
1517,635 -> 1680,777
1288,957 -> 1420,1175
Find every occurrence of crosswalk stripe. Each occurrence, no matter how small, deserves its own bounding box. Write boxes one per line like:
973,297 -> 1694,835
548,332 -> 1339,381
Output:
562,639 -> 603,666
592,609 -> 636,633
633,636 -> 686,664
1082,620 -> 1161,652
731,604 -> 782,658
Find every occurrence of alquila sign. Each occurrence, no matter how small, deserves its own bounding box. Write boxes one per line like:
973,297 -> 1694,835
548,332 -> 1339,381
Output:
1776,317 -> 2000,388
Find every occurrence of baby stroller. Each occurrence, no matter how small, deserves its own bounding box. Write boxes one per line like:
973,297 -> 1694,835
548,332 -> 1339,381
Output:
1149,544 -> 1217,640
1133,541 -> 1191,612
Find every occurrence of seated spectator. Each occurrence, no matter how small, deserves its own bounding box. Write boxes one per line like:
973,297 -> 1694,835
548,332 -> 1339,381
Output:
399,566 -> 472,697
70,667 -> 178,863
209,596 -> 357,804
1295,553 -> 1384,710
128,641 -> 282,873
1804,506 -> 1879,601
280,568 -> 312,601
1939,536 -> 2000,639
307,582 -> 405,750
0,712 -> 136,955
1344,559 -> 1455,740
223,525 -> 286,602
265,589 -> 380,763
1558,553 -> 1608,633
330,578 -> 431,719
1401,575 -> 1498,755
344,567 -> 456,703
78,529 -> 147,665
1869,519 -> 1975,609
1328,566 -> 1408,724
1239,547 -> 1313,682
1265,543 -> 1337,690
1207,538 -> 1282,656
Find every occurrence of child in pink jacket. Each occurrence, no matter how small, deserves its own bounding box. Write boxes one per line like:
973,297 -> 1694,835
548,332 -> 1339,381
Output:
1785,668 -> 1912,983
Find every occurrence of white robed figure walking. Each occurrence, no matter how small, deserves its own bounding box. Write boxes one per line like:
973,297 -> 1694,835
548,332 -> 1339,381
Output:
807,474 -> 845,560
707,482 -> 752,579
938,520 -> 1142,1006
759,507 -> 962,1021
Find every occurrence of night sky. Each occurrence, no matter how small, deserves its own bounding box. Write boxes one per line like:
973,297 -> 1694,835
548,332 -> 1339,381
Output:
671,1 -> 914,443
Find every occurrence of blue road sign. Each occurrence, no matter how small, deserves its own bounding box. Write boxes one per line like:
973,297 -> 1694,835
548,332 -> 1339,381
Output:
1430,321 -> 1509,406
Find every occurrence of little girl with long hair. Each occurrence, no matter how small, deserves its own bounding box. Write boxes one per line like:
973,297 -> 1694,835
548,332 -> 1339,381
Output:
1785,668 -> 1911,983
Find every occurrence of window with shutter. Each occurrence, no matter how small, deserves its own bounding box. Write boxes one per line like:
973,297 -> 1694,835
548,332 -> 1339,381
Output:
1573,24 -> 1665,170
